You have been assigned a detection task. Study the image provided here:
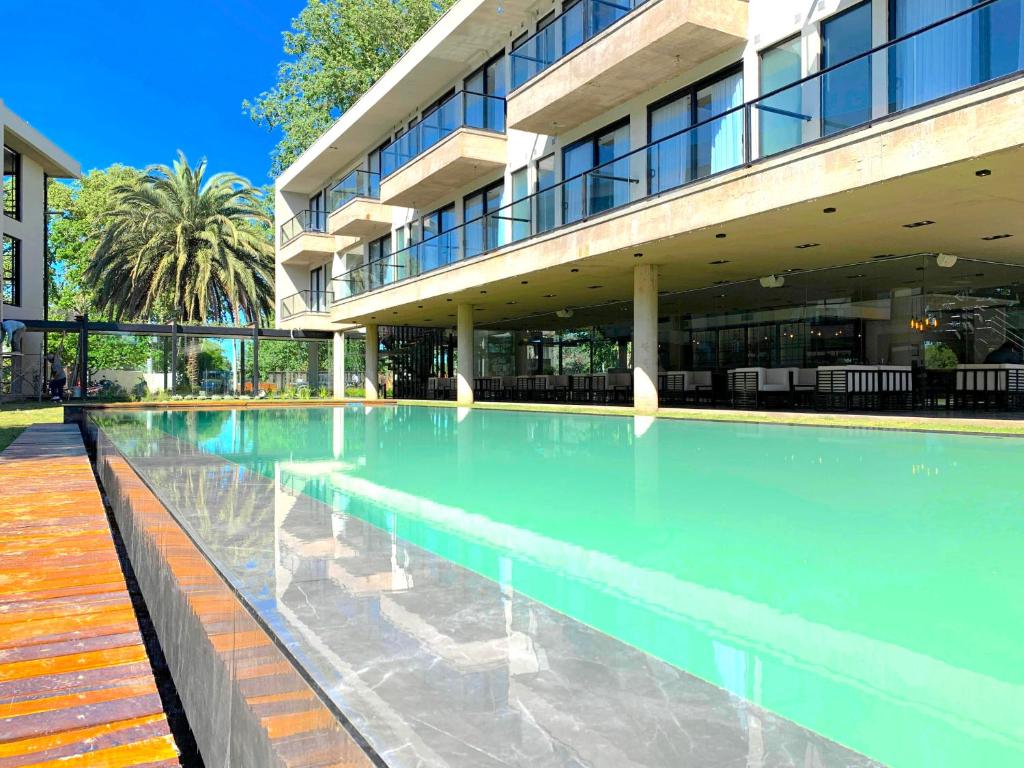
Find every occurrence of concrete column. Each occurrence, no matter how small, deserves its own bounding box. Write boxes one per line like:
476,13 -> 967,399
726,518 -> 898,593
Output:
332,331 -> 346,398
364,324 -> 379,400
457,303 -> 475,406
633,263 -> 659,415
306,341 -> 320,393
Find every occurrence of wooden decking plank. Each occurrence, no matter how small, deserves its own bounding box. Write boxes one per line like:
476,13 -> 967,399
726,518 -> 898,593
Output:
0,425 -> 179,767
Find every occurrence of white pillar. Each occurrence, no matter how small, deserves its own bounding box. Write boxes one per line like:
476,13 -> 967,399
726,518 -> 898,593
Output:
457,303 -> 475,406
364,324 -> 379,400
633,263 -> 659,415
332,331 -> 346,399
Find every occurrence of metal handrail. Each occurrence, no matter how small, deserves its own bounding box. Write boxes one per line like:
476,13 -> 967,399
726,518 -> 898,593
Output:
380,90 -> 507,178
330,169 -> 381,211
280,210 -> 329,244
510,0 -> 649,90
331,0 -> 1022,303
280,289 -> 335,319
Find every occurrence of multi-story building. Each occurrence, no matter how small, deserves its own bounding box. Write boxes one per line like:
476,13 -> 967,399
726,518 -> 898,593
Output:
1,100 -> 81,396
275,0 -> 1024,411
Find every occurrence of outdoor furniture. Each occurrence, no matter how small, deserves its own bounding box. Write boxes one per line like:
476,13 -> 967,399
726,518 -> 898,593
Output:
549,374 -> 570,401
474,377 -> 502,400
954,364 -> 1024,410
427,377 -> 455,400
728,367 -> 798,408
877,366 -> 914,410
815,365 -> 879,410
922,368 -> 955,410
793,368 -> 818,408
606,372 -> 632,403
658,371 -> 688,406
685,371 -> 714,405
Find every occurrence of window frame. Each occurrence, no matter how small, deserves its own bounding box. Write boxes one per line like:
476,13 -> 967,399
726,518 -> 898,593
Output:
3,146 -> 21,221
2,234 -> 21,307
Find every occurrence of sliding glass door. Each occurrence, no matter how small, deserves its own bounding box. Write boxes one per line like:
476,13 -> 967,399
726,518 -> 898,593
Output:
889,0 -> 1023,112
822,1 -> 873,135
562,121 -> 630,224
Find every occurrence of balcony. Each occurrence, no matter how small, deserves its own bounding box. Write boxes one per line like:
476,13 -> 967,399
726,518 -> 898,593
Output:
330,0 -> 1024,311
279,290 -> 336,330
279,210 -> 339,265
327,169 -> 395,240
378,91 -> 507,209
507,0 -> 747,134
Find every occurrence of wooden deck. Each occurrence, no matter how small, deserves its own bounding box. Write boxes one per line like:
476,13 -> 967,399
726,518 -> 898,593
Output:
0,424 -> 180,767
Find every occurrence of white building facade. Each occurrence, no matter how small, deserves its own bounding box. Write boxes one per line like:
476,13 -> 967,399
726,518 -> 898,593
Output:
1,100 -> 81,396
275,0 -> 1024,410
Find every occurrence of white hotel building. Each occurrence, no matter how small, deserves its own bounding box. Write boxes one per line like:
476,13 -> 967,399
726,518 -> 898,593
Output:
274,0 -> 1024,412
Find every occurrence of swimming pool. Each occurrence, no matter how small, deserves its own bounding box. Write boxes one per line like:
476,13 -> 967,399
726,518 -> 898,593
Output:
92,405 -> 1024,767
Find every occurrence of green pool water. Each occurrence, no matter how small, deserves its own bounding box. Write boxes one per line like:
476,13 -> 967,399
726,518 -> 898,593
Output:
100,405 -> 1024,767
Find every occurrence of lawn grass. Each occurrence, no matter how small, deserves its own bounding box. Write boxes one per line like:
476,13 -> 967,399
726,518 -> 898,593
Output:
0,402 -> 65,451
396,399 -> 1024,436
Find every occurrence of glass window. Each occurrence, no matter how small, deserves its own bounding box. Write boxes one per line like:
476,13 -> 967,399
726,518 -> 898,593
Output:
3,147 -> 20,220
536,154 -> 556,234
759,36 -> 803,156
367,234 -> 392,289
889,0 -> 1021,112
822,2 -> 873,136
511,167 -> 530,242
419,204 -> 456,273
463,180 -> 504,258
563,120 -> 629,224
3,235 -> 21,306
465,55 -> 506,131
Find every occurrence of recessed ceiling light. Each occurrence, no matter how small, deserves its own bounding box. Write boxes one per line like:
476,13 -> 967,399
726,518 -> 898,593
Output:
570,268 -> 579,273
845,273 -> 866,279
976,272 -> 985,277
475,307 -> 484,311
448,313 -> 454,317
543,294 -> 556,298
633,252 -> 643,258
480,290 -> 487,294
903,220 -> 935,228
587,285 -> 603,289
521,280 -> 528,285
417,304 -> 423,308
370,316 -> 376,319
709,259 -> 730,265
823,207 -> 837,214
783,267 -> 804,273
392,311 -> 398,314
976,169 -> 992,177
915,266 -> 925,271
982,234 -> 1013,240
446,298 -> 452,302
715,233 -> 727,239
506,300 -> 517,305
795,243 -> 820,249
716,293 -> 727,298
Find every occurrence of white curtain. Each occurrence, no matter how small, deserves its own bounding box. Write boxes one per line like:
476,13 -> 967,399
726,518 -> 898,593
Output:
698,71 -> 744,176
649,95 -> 691,193
891,0 -> 978,111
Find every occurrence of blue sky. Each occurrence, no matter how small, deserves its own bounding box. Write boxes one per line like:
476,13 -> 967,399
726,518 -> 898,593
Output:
5,0 -> 307,186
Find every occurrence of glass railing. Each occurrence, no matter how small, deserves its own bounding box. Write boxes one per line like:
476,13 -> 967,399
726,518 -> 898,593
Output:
281,289 -> 334,319
510,0 -> 648,90
380,91 -> 506,178
751,0 -> 1021,158
329,169 -> 380,211
332,0 -> 1022,303
280,210 -> 328,244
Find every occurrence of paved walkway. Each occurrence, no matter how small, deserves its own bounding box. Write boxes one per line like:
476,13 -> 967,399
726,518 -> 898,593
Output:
0,424 -> 180,767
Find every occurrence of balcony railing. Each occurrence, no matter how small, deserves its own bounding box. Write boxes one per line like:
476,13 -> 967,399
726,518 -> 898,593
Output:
332,0 -> 1023,304
330,169 -> 380,211
380,91 -> 506,178
281,289 -> 334,320
280,209 -> 328,244
510,0 -> 649,90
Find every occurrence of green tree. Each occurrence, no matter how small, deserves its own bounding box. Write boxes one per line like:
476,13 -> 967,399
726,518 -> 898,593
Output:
85,153 -> 274,392
48,167 -> 162,376
245,0 -> 454,176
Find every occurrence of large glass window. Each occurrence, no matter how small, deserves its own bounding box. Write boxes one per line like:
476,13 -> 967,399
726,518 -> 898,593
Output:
536,154 -> 556,234
758,36 -> 803,156
3,147 -> 20,220
464,179 -> 504,258
465,54 -> 507,132
822,1 -> 873,135
648,67 -> 743,194
889,0 -> 1023,111
2,235 -> 21,306
367,234 -> 393,289
417,204 -> 456,273
510,167 -> 530,242
562,120 -> 629,224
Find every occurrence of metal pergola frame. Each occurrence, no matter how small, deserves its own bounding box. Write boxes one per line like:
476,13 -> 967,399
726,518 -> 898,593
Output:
20,318 -> 333,398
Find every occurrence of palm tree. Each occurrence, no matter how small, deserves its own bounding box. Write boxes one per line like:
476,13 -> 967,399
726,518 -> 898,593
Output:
87,152 -> 274,392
